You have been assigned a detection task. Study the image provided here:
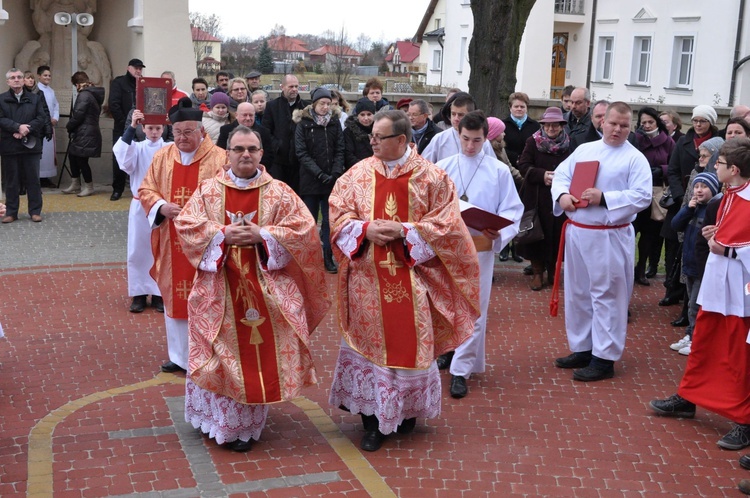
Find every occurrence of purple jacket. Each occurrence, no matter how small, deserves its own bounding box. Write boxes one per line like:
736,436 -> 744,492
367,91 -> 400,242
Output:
635,130 -> 674,185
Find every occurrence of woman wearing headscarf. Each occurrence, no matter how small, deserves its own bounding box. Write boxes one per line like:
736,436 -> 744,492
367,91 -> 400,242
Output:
632,107 -> 675,285
516,107 -> 572,290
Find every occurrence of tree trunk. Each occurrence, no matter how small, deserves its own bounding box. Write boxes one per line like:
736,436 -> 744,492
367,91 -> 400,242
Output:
468,0 -> 536,118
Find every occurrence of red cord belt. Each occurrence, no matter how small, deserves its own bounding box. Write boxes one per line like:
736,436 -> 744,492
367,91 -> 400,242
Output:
549,219 -> 630,317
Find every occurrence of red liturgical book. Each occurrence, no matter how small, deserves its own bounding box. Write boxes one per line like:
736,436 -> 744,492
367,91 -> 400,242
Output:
458,200 -> 513,231
569,160 -> 600,208
135,77 -> 173,125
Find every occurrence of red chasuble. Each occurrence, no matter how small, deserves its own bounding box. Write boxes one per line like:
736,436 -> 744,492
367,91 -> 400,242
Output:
168,161 -> 202,319
371,171 -> 420,368
223,187 -> 282,403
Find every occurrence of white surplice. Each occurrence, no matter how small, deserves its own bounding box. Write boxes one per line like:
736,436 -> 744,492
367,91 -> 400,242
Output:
421,127 -> 494,164
438,151 -> 523,377
550,139 -> 651,361
37,82 -> 59,178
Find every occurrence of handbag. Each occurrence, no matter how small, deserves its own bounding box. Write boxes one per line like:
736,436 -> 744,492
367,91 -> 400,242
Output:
514,176 -> 544,245
658,186 -> 675,209
651,185 -> 668,221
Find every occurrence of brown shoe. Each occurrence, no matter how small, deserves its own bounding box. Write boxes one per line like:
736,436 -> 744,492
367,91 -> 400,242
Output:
2,215 -> 16,224
31,214 -> 42,222
530,273 -> 544,291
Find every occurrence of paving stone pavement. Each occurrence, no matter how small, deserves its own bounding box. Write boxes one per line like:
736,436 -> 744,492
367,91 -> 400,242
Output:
1,192 -> 749,497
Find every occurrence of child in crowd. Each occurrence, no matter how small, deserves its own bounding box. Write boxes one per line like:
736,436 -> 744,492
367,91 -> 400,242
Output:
650,137 -> 750,454
202,92 -> 231,144
669,172 -> 720,355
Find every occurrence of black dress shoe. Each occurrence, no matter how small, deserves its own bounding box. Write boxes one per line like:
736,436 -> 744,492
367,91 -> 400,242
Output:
645,267 -> 658,278
573,363 -> 615,382
635,276 -> 650,286
436,351 -> 454,370
498,254 -> 509,262
226,439 -> 253,452
160,361 -> 186,373
110,191 -> 123,201
151,295 -> 164,313
39,178 -> 56,188
740,454 -> 750,470
396,418 -> 417,434
129,295 -> 147,313
523,264 -> 533,276
671,316 -> 689,327
450,375 -> 468,398
512,254 -> 524,263
659,296 -> 680,306
554,351 -> 592,369
360,430 -> 386,451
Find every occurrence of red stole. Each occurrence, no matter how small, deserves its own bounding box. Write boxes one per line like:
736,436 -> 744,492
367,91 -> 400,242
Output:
715,182 -> 750,248
169,160 -> 201,318
372,170 -> 419,368
223,186 -> 282,403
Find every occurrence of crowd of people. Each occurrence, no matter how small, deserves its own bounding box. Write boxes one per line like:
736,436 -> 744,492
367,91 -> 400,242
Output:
4,62 -> 750,491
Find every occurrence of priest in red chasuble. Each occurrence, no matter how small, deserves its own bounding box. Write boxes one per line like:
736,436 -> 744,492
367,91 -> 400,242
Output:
174,126 -> 330,452
328,110 -> 480,452
138,98 -> 226,374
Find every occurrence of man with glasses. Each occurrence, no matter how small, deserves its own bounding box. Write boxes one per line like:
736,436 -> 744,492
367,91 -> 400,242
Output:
407,99 -> 438,154
138,98 -> 226,374
328,110 -> 480,452
173,125 -> 330,452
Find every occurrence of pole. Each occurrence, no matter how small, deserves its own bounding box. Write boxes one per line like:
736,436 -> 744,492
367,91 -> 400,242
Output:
71,17 -> 78,77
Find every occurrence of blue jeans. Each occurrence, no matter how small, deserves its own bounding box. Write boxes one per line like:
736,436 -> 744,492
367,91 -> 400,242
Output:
686,275 -> 702,339
302,194 -> 330,252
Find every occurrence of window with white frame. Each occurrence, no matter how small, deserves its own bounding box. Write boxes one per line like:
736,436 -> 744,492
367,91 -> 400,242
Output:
459,37 -> 467,72
631,36 -> 651,85
433,49 -> 442,70
671,36 -> 695,88
204,45 -> 213,56
435,18 -> 441,30
596,36 -> 614,82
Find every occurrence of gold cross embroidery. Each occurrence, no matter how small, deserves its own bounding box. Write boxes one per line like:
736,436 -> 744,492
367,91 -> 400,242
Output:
175,280 -> 191,300
174,187 -> 192,207
379,250 -> 403,277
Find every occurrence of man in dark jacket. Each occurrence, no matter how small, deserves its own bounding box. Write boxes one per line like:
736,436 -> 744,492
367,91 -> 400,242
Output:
262,74 -> 308,192
570,100 -> 608,151
108,58 -> 144,201
0,68 -> 48,223
216,102 -> 275,170
408,99 -> 438,154
565,87 -> 592,142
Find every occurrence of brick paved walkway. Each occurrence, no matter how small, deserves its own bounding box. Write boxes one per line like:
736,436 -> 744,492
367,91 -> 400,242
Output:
0,190 -> 747,497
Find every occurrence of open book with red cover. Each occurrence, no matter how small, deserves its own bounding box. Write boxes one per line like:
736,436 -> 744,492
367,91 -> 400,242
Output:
569,160 -> 600,208
458,199 -> 513,231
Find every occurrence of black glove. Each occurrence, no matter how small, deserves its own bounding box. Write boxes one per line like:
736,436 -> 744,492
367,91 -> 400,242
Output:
318,173 -> 333,185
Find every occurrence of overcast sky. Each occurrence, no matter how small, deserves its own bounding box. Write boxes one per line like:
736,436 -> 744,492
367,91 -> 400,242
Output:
187,0 -> 431,44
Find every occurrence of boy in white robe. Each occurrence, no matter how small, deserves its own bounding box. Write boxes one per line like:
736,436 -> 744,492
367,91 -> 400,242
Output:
437,111 -> 523,398
113,110 -> 169,313
550,102 -> 651,381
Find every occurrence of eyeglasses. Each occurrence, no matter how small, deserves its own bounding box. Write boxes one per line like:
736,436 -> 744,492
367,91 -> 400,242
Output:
173,128 -> 200,138
229,145 -> 261,154
407,113 -> 426,119
691,118 -> 710,125
369,133 -> 401,143
715,160 -> 728,166
698,154 -> 712,160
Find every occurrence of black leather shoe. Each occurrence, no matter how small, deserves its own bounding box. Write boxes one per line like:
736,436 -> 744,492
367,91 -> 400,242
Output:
360,430 -> 386,451
498,254 -> 509,262
635,276 -> 650,286
151,295 -> 164,313
740,454 -> 750,470
523,264 -> 533,276
436,351 -> 454,370
110,191 -> 123,201
645,266 -> 658,278
160,361 -> 186,373
226,439 -> 253,452
671,316 -> 689,327
739,479 -> 750,495
396,418 -> 417,434
573,363 -> 615,382
450,375 -> 468,398
129,295 -> 147,313
554,351 -> 592,369
512,254 -> 524,263
659,296 -> 680,306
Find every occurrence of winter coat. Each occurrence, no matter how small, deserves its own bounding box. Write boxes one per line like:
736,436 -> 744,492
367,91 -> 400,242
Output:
502,116 -> 540,167
672,201 -> 709,278
0,88 -> 47,155
202,111 -> 231,143
343,114 -> 372,170
515,133 -> 572,263
263,94 -> 308,190
108,72 -> 136,134
216,119 -> 275,170
66,86 -> 104,158
412,119 -> 439,154
293,105 -> 345,196
635,130 -> 675,186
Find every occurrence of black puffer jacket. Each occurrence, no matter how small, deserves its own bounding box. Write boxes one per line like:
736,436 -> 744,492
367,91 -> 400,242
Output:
343,114 -> 373,170
293,105 -> 344,196
0,89 -> 47,155
66,86 -> 104,158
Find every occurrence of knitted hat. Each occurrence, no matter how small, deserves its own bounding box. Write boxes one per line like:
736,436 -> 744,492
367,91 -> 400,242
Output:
692,105 -> 717,126
699,136 -> 725,156
311,87 -> 332,104
354,97 -> 376,115
168,97 -> 203,123
693,172 -> 720,195
209,91 -> 230,109
486,117 -> 506,141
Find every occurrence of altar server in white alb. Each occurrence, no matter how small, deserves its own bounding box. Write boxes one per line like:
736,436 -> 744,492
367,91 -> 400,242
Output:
550,101 -> 651,382
437,111 -> 523,399
113,109 -> 169,313
421,92 -> 495,163
36,66 -> 59,182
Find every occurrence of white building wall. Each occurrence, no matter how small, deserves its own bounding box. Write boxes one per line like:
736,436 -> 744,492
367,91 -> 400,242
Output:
441,0 -> 473,90
420,0 -> 446,88
516,0 -> 555,98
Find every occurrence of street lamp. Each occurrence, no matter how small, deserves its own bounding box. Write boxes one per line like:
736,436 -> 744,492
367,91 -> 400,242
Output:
53,12 -> 95,77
